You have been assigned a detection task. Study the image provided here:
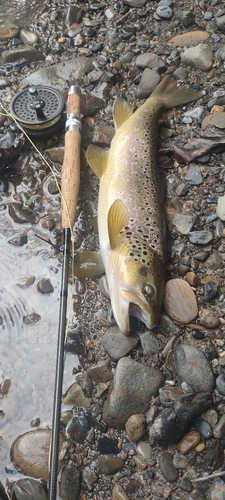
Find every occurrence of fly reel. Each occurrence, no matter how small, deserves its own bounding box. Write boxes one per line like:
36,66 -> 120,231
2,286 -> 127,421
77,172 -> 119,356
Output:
10,85 -> 65,136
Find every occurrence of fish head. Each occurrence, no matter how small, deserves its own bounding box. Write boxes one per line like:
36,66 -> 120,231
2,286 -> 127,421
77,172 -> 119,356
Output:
107,238 -> 165,335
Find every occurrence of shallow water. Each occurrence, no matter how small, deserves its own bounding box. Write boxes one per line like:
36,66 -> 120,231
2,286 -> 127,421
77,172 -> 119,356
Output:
0,0 -> 47,28
0,152 -> 78,488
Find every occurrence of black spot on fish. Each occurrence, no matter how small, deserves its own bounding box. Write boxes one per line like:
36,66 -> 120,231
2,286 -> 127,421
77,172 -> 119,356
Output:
140,265 -> 148,276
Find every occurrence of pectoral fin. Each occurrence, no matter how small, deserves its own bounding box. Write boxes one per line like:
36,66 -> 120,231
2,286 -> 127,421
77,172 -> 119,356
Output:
87,145 -> 108,178
71,251 -> 104,278
108,199 -> 129,250
113,96 -> 133,131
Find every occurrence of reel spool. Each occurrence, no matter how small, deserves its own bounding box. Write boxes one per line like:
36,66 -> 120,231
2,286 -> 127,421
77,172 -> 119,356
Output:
10,85 -> 65,136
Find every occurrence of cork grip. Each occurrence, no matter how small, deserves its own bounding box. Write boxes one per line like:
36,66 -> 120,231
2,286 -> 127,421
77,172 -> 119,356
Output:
68,94 -> 80,115
61,129 -> 81,229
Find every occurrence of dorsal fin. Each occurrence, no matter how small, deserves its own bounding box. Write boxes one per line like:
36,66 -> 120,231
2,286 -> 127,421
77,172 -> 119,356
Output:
113,96 -> 133,131
87,145 -> 108,178
108,199 -> 129,250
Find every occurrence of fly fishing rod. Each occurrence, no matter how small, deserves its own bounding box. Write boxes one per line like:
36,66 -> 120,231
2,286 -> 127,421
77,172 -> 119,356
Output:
48,85 -> 81,500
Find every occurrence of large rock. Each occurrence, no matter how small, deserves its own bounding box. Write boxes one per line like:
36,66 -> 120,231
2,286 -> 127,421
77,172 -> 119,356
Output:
103,357 -> 164,429
164,278 -> 198,324
181,44 -> 213,71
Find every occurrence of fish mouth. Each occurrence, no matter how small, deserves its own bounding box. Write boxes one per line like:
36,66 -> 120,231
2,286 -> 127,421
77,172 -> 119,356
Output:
129,302 -> 148,326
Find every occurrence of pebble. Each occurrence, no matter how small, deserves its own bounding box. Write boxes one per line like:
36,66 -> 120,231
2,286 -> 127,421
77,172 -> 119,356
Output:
206,252 -> 223,270
185,165 -> 204,185
175,10 -> 195,27
67,416 -> 90,444
0,25 -> 19,41
211,484 -> 225,500
178,429 -> 201,454
188,439 -> 224,474
181,44 -> 213,72
159,452 -> 179,482
216,373 -> 225,396
193,417 -> 213,439
98,455 -> 125,475
196,442 -> 205,452
136,442 -> 152,461
159,386 -> 183,407
213,414 -> 225,439
66,330 -> 86,356
180,477 -> 193,493
112,484 -> 130,500
185,271 -> 198,287
201,408 -> 218,427
103,357 -> 164,429
138,331 -> 159,355
98,436 -> 120,455
86,358 -> 113,384
82,467 -> 98,487
169,31 -> 209,46
164,278 -> 198,324
101,326 -> 139,362
62,383 -> 91,407
173,344 -> 215,393
188,230 -> 213,244
200,309 -> 220,329
20,29 -> 38,45
150,392 -> 212,444
216,15 -> 225,31
11,429 -> 64,481
36,277 -> 54,294
156,5 -> 173,19
23,313 -> 41,325
194,250 -> 210,261
12,478 -> 47,500
125,414 -> 146,443
173,452 -> 188,469
204,282 -> 218,302
1,46 -> 44,64
172,213 -> 196,234
136,68 -> 160,99
15,274 -> 35,288
59,462 -> 81,500
217,194 -> 225,221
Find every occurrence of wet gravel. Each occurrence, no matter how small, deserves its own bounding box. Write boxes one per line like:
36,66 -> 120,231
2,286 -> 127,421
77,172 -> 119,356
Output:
2,0 -> 225,499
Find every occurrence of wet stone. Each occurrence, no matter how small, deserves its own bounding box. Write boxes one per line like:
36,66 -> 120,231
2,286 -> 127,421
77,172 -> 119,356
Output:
67,416 -> 89,444
216,373 -> 225,396
12,478 -> 47,500
206,252 -> 223,270
150,392 -> 212,444
216,15 -> 225,31
173,344 -> 215,393
62,383 -> 91,407
164,279 -> 198,324
159,386 -> 184,407
98,455 -> 125,475
185,165 -> 203,185
16,274 -> 35,288
101,326 -> 139,362
138,331 -> 159,355
23,313 -> 41,325
125,414 -> 146,443
66,330 -> 87,357
193,418 -> 213,439
204,282 -> 218,302
20,29 -> 38,45
36,278 -> 54,294
188,230 -> 213,244
103,357 -> 164,429
59,461 -> 81,500
11,429 -> 64,481
0,25 -> 19,41
1,47 -> 44,64
159,452 -> 179,482
213,414 -> 225,439
65,5 -> 83,25
137,442 -> 152,461
98,436 -> 120,455
175,10 -> 195,27
178,429 -> 201,454
180,477 -> 193,493
217,195 -> 225,221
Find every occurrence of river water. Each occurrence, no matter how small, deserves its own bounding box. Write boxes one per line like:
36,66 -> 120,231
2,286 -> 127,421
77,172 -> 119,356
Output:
0,0 -> 47,28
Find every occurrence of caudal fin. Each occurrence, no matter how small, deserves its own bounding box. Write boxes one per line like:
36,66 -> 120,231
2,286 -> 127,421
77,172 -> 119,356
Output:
150,74 -> 203,109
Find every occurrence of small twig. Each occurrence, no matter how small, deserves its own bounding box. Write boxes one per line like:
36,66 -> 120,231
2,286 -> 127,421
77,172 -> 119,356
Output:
192,470 -> 225,483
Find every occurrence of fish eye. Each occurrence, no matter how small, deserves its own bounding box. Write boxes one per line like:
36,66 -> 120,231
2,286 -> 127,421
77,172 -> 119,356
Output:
143,285 -> 154,297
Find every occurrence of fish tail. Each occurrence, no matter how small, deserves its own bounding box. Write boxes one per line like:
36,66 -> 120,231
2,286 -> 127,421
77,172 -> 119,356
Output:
151,74 -> 203,109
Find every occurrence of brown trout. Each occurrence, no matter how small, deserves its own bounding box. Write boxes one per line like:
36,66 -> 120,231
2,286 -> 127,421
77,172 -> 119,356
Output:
82,75 -> 202,335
